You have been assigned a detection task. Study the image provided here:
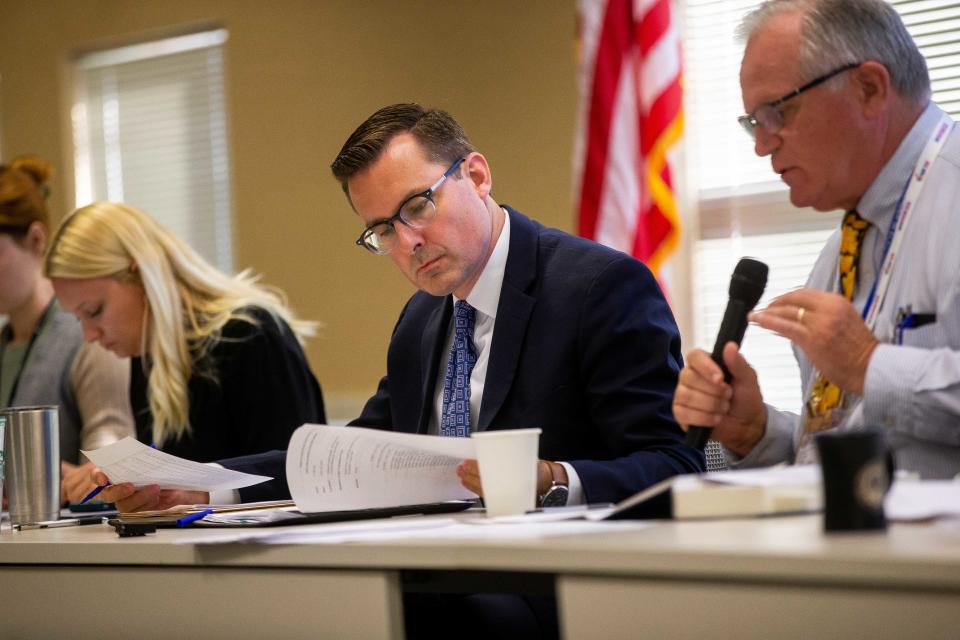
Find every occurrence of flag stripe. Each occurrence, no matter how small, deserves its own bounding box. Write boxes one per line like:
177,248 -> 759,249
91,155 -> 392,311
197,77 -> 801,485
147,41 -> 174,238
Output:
642,78 -> 682,154
596,63 -> 640,253
637,0 -> 670,56
576,0 -> 683,287
643,113 -> 684,273
577,0 -> 632,241
638,13 -> 680,112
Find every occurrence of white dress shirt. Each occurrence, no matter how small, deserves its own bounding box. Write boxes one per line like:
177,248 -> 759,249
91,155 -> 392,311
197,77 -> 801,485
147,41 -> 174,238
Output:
427,210 -> 585,504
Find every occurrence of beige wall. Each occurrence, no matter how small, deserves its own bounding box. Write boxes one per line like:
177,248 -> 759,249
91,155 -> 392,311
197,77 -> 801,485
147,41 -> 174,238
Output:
0,1 -> 578,420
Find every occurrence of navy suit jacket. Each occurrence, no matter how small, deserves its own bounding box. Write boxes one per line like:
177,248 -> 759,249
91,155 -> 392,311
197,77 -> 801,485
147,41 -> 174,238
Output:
225,207 -> 703,503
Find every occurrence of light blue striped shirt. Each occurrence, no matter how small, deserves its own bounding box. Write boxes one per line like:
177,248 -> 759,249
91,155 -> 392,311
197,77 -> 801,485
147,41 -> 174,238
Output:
734,102 -> 960,478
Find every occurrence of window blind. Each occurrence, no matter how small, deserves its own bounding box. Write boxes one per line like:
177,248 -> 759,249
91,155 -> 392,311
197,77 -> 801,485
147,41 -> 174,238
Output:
72,29 -> 232,271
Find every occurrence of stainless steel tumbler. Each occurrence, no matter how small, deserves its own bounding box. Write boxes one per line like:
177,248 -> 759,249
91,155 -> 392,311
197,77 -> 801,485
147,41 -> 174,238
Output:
3,406 -> 60,525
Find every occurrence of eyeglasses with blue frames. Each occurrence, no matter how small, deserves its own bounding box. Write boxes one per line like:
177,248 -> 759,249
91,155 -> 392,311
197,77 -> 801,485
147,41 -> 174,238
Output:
738,62 -> 860,139
355,157 -> 466,255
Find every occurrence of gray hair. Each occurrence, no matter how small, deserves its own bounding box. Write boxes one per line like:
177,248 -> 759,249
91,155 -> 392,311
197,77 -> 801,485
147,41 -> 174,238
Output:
738,0 -> 930,104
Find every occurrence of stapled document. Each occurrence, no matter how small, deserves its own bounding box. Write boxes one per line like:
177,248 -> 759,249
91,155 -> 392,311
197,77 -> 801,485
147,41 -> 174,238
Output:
286,424 -> 478,512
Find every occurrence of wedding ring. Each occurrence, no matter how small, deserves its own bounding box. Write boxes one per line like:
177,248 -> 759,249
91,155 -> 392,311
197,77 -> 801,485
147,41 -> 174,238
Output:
796,306 -> 806,324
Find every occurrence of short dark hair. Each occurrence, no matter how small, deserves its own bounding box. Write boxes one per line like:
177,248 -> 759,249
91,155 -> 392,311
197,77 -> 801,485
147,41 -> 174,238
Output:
330,103 -> 476,195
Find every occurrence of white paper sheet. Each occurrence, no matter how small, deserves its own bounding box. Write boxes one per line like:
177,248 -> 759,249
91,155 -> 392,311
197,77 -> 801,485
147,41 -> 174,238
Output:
703,464 -> 820,487
174,516 -> 652,545
81,437 -> 271,491
479,504 -> 617,524
174,517 -> 462,545
696,465 -> 960,522
885,480 -> 960,521
255,520 -> 650,544
286,424 -> 477,512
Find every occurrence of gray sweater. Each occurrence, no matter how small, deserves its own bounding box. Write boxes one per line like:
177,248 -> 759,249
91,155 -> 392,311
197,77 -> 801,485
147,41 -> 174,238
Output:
2,302 -> 133,463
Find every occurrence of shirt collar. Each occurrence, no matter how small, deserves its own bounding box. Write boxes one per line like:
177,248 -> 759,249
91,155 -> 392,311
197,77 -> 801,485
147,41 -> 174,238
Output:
857,101 -> 943,228
453,208 -> 511,319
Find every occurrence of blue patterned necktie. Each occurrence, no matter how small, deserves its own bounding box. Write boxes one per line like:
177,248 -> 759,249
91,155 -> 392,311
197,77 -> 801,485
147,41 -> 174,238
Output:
441,300 -> 477,437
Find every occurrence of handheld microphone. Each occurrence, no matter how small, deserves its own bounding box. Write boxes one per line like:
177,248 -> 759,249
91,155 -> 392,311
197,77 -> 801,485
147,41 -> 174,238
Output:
685,258 -> 769,449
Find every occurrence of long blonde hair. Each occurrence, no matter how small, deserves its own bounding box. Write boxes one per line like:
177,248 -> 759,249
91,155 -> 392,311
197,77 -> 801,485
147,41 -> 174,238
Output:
44,202 -> 316,445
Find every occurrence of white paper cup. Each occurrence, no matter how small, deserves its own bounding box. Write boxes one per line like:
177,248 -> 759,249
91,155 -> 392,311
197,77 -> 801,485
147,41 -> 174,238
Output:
471,428 -> 542,518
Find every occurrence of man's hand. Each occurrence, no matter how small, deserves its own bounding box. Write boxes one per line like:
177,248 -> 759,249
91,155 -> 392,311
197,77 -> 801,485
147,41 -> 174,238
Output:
456,459 -> 563,500
90,469 -> 210,513
672,344 -> 767,457
750,288 -> 879,394
457,460 -> 567,498
457,459 -> 483,496
61,461 -> 99,505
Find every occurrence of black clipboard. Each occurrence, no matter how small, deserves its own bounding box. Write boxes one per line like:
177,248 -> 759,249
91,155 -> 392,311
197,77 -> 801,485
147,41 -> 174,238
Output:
199,500 -> 475,527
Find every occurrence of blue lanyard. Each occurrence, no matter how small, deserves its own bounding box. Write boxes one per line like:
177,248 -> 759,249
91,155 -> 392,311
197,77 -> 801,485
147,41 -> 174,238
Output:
856,175 -> 910,322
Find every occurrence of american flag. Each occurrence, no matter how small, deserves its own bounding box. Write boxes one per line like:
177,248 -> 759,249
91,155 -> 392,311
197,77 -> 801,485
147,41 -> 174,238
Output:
574,0 -> 684,288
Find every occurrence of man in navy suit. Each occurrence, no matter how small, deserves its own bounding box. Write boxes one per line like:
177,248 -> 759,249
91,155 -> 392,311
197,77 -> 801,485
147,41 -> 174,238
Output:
331,103 -> 702,506
332,102 -> 704,640
102,103 -> 702,512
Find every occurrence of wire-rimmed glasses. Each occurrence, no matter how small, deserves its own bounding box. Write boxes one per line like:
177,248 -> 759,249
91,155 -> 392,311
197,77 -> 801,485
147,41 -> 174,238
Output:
738,63 -> 860,139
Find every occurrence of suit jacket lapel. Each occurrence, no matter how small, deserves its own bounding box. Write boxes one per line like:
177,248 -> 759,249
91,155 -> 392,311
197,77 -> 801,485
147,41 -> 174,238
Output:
478,207 -> 537,431
417,296 -> 453,434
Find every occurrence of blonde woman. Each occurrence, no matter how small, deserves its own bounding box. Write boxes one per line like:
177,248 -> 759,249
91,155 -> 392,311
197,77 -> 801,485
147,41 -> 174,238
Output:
0,157 -> 134,504
45,202 -> 325,509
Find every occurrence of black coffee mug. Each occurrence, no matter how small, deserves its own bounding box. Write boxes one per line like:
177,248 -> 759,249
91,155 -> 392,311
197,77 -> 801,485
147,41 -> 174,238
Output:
814,428 -> 895,532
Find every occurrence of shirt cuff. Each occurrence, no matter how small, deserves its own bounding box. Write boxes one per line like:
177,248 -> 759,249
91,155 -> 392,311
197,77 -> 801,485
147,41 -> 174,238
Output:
725,404 -> 796,468
205,463 -> 242,504
558,461 -> 585,506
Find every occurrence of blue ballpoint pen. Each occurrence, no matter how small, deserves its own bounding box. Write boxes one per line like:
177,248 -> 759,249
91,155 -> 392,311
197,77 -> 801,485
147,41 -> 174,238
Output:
78,443 -> 157,505
176,509 -> 214,528
79,484 -> 110,505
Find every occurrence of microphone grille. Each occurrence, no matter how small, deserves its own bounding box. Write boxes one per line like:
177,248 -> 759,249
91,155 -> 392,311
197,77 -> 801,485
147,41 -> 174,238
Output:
729,258 -> 769,308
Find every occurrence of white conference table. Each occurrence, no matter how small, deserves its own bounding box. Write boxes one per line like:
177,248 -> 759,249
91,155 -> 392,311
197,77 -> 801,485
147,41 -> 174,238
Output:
0,511 -> 958,639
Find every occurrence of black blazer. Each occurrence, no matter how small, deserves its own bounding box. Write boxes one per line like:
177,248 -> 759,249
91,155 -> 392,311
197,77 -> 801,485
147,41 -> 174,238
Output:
134,307 -> 326,462
225,208 -> 702,503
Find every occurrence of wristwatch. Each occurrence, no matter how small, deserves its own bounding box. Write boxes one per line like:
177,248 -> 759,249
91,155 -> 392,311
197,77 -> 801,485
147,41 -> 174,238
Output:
539,461 -> 569,507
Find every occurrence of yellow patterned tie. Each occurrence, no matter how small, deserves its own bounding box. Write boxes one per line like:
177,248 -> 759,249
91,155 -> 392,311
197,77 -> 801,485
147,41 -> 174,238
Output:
804,210 -> 870,431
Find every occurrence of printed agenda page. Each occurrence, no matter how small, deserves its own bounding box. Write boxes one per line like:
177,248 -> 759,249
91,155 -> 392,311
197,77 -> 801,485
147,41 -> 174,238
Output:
286,424 -> 478,512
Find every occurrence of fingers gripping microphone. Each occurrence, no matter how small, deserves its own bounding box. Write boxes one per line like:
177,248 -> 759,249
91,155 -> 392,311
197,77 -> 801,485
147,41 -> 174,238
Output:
685,258 -> 769,449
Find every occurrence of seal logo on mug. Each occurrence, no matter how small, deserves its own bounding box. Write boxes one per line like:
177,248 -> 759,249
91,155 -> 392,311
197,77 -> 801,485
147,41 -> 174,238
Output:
854,459 -> 888,510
